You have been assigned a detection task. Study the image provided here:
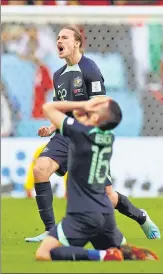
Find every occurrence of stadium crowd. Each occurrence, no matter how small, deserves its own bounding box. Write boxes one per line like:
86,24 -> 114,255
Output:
1,0 -> 163,6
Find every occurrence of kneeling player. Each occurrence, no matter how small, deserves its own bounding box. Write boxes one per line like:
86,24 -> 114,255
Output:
35,97 -> 158,261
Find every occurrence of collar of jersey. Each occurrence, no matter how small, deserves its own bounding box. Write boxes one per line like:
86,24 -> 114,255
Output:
89,127 -> 114,135
61,64 -> 81,75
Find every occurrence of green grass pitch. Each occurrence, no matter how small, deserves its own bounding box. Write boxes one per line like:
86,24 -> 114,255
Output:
2,197 -> 163,273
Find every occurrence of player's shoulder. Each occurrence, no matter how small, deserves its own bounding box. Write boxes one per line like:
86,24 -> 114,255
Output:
79,55 -> 101,75
53,64 -> 67,80
65,116 -> 92,134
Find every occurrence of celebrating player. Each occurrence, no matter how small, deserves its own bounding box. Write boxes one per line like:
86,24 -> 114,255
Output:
35,97 -> 158,262
25,26 -> 160,243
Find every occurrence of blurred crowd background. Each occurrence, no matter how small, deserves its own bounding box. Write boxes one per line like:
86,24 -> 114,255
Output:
1,2 -> 163,138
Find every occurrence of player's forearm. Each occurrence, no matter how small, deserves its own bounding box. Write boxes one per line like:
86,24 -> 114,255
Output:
43,101 -> 85,130
43,101 -> 85,114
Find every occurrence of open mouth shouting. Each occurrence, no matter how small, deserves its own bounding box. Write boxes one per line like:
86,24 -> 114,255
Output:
58,45 -> 64,55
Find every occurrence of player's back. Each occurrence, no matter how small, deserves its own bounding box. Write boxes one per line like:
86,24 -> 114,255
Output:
61,117 -> 114,214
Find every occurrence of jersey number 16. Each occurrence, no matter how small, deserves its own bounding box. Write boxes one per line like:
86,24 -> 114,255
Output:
88,145 -> 111,185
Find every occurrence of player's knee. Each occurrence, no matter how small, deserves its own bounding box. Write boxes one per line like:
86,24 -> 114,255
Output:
33,157 -> 58,181
33,158 -> 49,179
36,247 -> 51,261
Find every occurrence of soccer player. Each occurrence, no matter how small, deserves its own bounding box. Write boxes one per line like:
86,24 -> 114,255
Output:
35,97 -> 158,261
25,26 -> 160,243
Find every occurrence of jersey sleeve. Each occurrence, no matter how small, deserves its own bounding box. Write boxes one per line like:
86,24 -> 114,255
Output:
85,63 -> 106,99
60,116 -> 88,143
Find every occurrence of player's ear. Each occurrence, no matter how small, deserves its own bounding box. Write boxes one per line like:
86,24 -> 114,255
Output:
75,40 -> 80,48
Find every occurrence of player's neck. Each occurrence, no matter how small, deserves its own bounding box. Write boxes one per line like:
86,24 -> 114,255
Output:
65,52 -> 82,66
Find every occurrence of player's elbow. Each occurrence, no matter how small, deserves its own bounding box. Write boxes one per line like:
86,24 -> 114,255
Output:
42,103 -> 51,117
36,248 -> 51,261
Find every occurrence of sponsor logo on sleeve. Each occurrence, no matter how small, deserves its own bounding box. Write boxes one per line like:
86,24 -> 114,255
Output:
92,81 -> 101,93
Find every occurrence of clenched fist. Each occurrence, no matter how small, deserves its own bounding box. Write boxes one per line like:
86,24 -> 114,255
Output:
38,125 -> 56,137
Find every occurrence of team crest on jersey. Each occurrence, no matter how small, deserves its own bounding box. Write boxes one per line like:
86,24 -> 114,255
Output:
73,76 -> 82,88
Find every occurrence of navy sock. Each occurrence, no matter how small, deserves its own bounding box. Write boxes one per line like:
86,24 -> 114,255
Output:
115,192 -> 146,225
35,182 -> 55,231
50,246 -> 101,261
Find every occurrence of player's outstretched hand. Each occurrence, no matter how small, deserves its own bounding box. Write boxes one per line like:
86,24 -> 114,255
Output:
38,126 -> 56,137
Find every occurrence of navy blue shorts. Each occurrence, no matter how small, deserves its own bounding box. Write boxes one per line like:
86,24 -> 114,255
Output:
39,133 -> 70,176
49,212 -> 123,250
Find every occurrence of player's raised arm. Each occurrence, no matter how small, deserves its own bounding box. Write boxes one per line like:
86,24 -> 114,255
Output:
43,101 -> 85,130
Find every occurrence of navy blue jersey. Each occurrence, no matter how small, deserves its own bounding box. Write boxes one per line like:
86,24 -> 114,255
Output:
60,116 -> 114,213
53,55 -> 105,115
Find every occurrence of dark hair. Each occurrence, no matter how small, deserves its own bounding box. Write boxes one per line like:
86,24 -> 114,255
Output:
62,25 -> 84,54
100,100 -> 122,130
